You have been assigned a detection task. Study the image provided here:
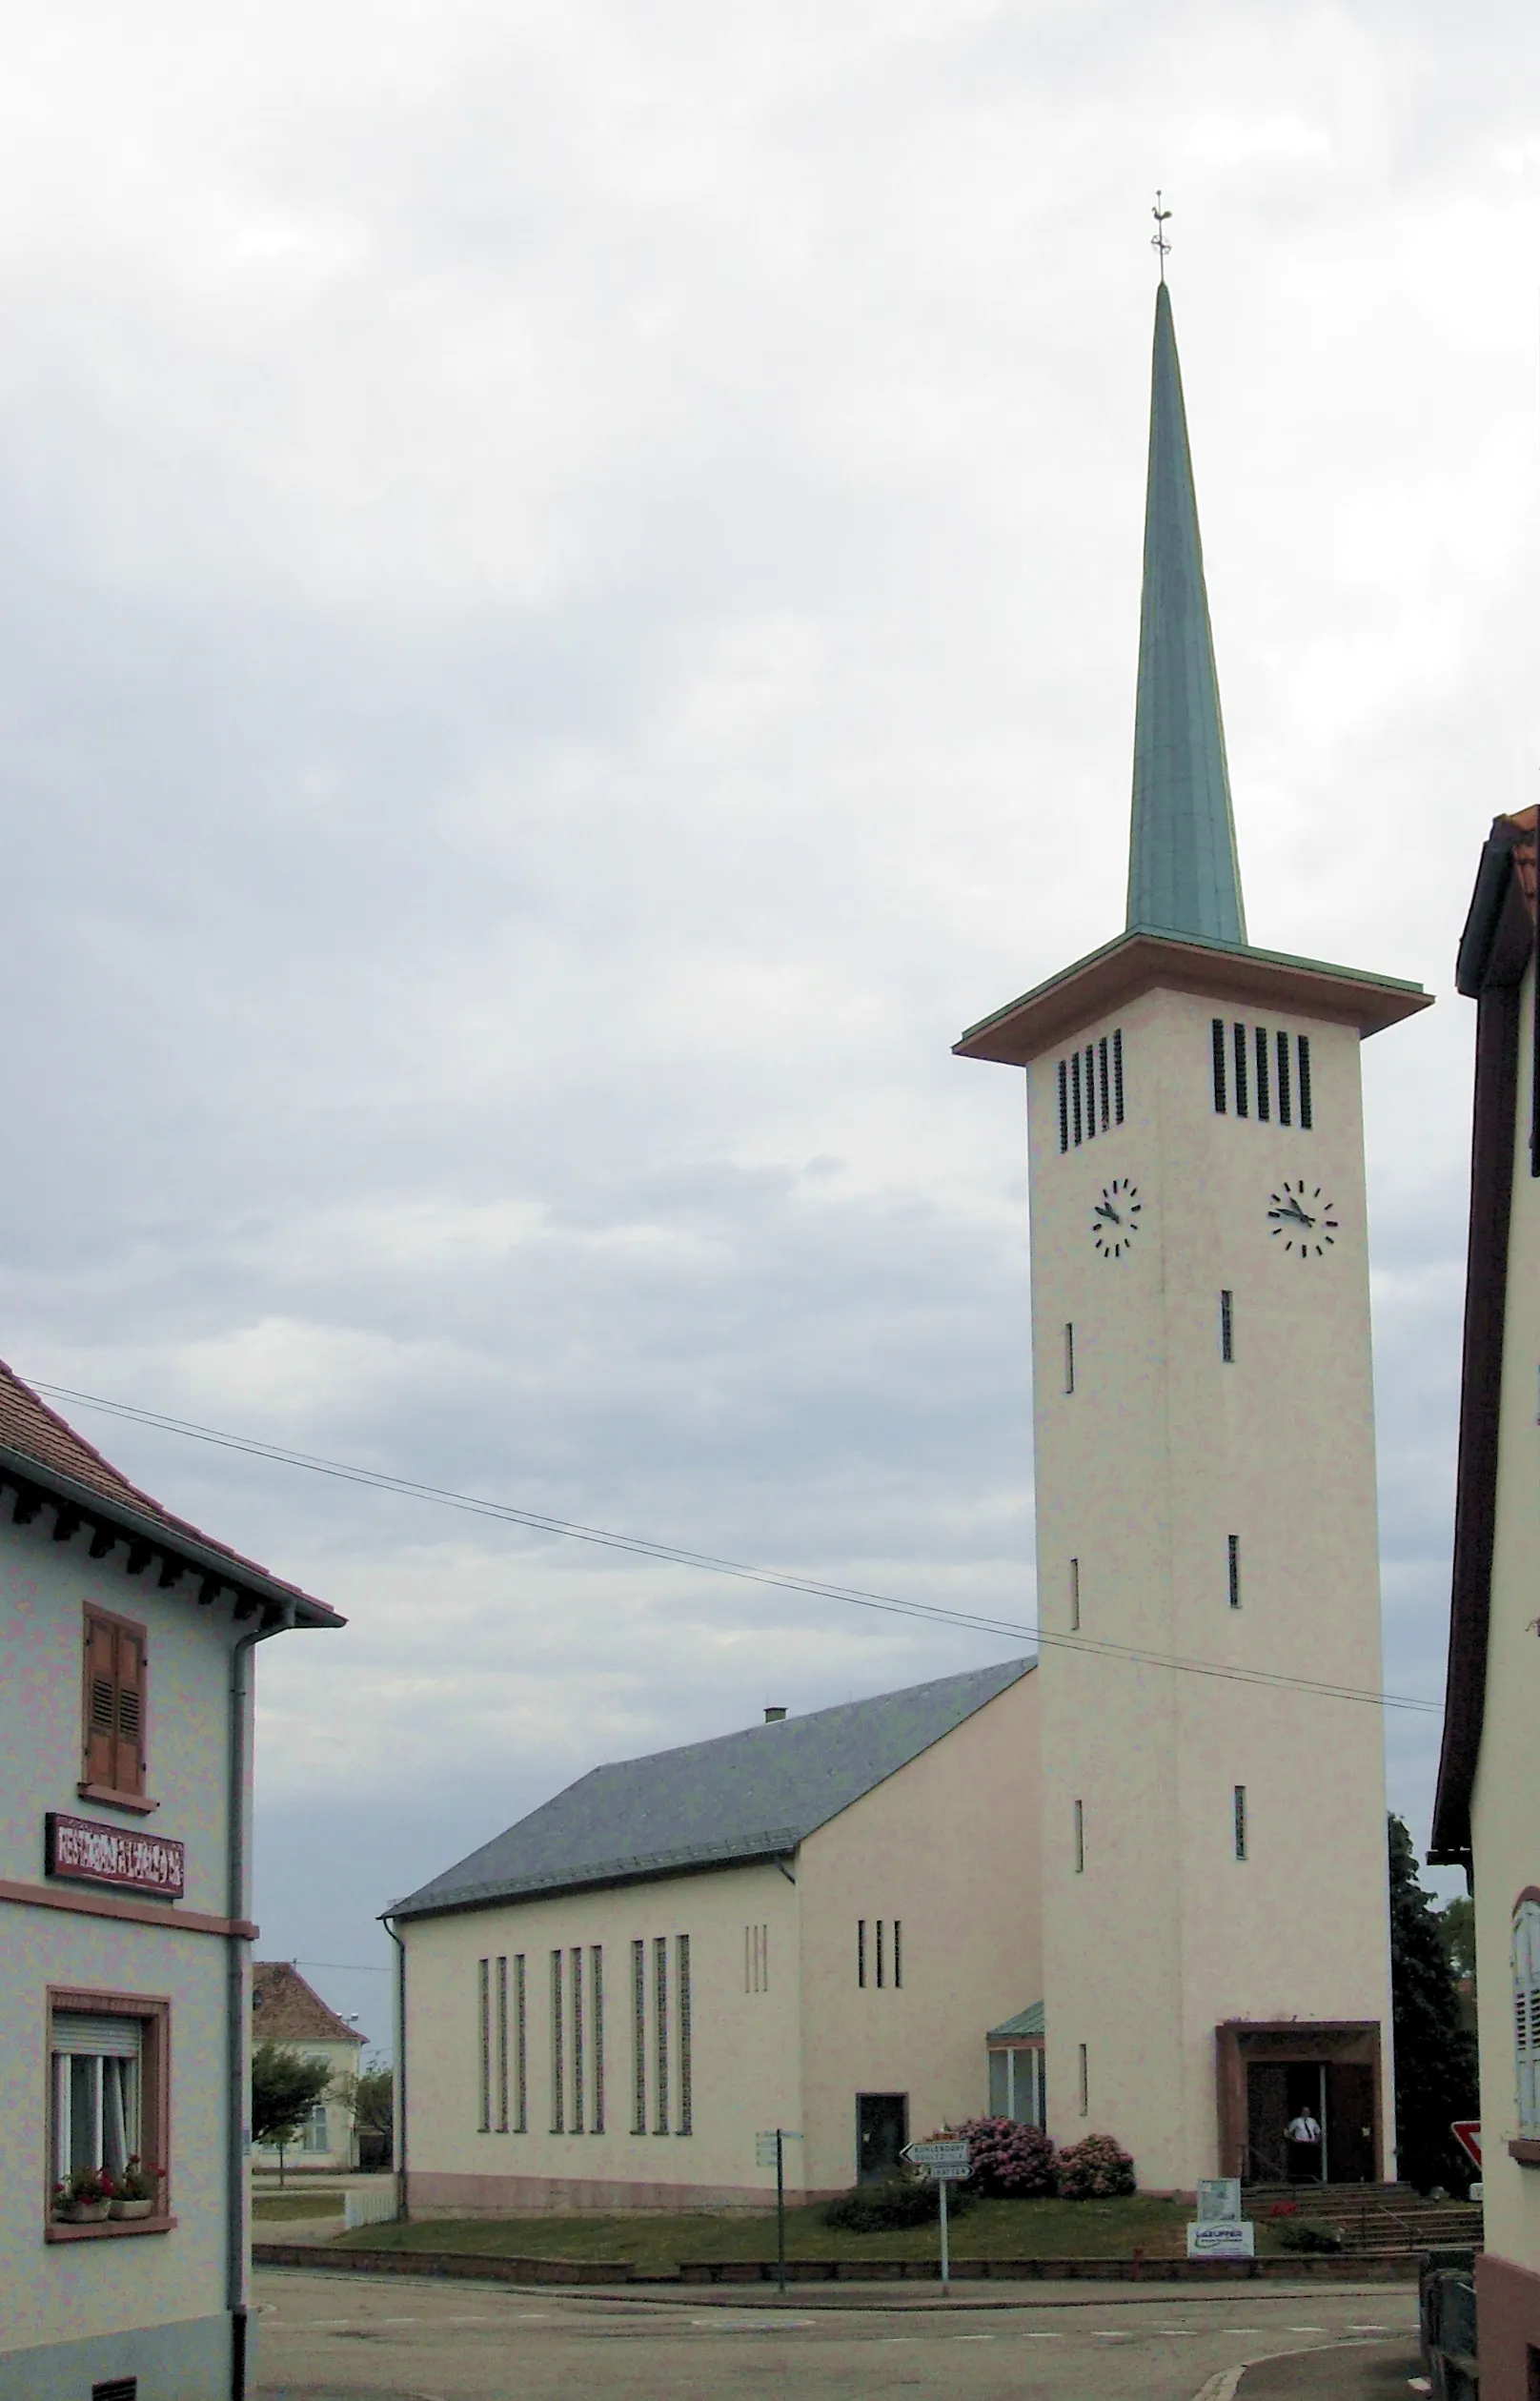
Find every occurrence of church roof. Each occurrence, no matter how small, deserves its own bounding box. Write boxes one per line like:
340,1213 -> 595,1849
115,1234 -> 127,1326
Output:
1125,281 -> 1247,948
390,1656 -> 1034,1921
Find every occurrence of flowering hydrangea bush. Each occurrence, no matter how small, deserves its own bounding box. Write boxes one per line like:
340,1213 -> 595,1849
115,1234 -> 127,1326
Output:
1054,2132 -> 1136,2198
942,2117 -> 1058,2198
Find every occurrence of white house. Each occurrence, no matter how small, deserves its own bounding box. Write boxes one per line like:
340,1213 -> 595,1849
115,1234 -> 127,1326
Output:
251,1961 -> 365,2173
1429,807 -> 1540,2398
0,1361 -> 340,2401
388,1659 -> 1042,2210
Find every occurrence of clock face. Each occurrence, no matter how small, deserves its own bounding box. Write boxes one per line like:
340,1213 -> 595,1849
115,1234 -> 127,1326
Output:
1091,1176 -> 1142,1260
1267,1179 -> 1339,1258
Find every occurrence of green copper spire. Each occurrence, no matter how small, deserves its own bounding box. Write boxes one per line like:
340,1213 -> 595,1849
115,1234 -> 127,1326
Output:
1125,282 -> 1247,947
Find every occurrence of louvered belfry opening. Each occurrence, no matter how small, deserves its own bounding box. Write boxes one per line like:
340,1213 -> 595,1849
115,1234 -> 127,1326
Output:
83,1607 -> 147,1796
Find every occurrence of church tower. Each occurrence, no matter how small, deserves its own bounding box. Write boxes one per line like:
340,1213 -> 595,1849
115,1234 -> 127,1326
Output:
956,283 -> 1430,2188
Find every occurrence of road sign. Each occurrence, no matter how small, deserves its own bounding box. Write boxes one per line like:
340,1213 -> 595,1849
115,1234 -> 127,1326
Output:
1450,2121 -> 1482,2171
902,2139 -> 971,2179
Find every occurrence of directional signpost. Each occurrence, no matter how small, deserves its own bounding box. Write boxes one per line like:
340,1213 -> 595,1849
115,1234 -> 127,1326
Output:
902,2139 -> 972,2295
755,2130 -> 802,2291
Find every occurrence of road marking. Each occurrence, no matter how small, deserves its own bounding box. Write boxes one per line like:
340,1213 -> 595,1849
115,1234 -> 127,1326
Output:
1350,2323 -> 1390,2331
1094,2330 -> 1133,2337
954,2333 -> 994,2340
1023,2331 -> 1064,2338
1286,2325 -> 1326,2332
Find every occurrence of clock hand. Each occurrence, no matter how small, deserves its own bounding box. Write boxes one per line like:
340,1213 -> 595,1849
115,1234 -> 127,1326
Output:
1267,1199 -> 1314,1229
1094,1202 -> 1122,1225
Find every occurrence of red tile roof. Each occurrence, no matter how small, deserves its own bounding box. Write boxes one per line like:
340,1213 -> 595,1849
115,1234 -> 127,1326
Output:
252,1960 -> 365,2045
0,1358 -> 339,1625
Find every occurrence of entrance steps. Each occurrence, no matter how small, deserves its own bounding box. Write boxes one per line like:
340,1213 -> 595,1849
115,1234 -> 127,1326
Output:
1246,2182 -> 1482,2255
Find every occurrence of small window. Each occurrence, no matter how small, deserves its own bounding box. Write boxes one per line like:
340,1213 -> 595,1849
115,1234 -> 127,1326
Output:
1098,1035 -> 1111,1132
988,2048 -> 1009,2116
82,1608 -> 148,1801
1220,1290 -> 1234,1362
1057,1059 -> 1069,1154
1233,1785 -> 1248,1862
1073,1799 -> 1084,1874
676,1935 -> 692,2137
1211,1018 -> 1227,1113
514,1954 -> 527,2134
1064,1323 -> 1076,1395
1078,2042 -> 1089,2116
653,1936 -> 669,2135
92,2383 -> 138,2401
1298,1035 -> 1313,1129
301,2100 -> 329,2153
630,1939 -> 646,2136
1071,1050 -> 1084,1147
477,1959 -> 491,2132
495,1956 -> 509,2133
1232,1022 -> 1249,1118
1516,1900 -> 1540,2136
1084,1045 -> 1097,1141
549,1951 -> 564,2135
876,1920 -> 885,1989
1227,1535 -> 1241,1611
1113,1028 -> 1125,1123
1069,1556 -> 1081,1632
893,1920 -> 902,1989
857,1919 -> 866,1988
570,1945 -> 584,2135
1254,1024 -> 1271,1121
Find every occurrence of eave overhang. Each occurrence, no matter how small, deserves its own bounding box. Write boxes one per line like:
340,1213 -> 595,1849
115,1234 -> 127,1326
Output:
0,1437 -> 341,1632
953,926 -> 1430,1068
388,1827 -> 803,1924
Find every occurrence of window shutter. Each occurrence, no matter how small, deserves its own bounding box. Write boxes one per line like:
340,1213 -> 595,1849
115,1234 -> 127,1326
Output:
113,1622 -> 147,1795
1516,1903 -> 1540,2136
52,2011 -> 143,2061
84,1613 -> 118,1786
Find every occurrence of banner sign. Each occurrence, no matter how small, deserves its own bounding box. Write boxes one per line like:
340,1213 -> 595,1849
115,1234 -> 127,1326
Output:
1187,2220 -> 1255,2258
46,1812 -> 185,1899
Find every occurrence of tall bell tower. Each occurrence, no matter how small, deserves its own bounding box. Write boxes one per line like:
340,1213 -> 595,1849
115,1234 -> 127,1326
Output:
956,282 -> 1431,2189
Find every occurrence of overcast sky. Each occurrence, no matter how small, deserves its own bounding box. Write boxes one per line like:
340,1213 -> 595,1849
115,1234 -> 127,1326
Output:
4,1 -> 1536,2044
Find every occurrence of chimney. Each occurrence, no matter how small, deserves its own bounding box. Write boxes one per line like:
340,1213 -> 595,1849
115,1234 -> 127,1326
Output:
763,1706 -> 787,1723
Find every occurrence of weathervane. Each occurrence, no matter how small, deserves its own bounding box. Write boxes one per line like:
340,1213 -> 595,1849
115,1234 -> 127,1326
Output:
1151,191 -> 1172,281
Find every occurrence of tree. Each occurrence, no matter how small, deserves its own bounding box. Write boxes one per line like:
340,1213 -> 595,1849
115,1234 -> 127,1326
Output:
1436,1894 -> 1478,2038
1388,1816 -> 1479,2193
251,2043 -> 334,2188
331,2055 -> 395,2167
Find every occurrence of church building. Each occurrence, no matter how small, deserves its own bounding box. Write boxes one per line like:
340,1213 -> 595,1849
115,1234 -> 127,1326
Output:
954,277 -> 1430,2188
390,279 -> 1430,2210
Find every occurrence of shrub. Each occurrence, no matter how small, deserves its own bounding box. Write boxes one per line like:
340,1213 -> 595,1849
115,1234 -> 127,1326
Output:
1055,2133 -> 1136,2198
946,2117 -> 1058,2199
1277,2219 -> 1344,2254
822,2172 -> 975,2232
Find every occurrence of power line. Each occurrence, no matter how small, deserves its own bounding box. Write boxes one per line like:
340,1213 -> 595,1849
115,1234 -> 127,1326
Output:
30,1375 -> 1443,1719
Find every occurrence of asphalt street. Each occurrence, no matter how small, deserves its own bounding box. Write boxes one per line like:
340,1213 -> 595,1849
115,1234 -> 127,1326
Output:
253,2266 -> 1424,2401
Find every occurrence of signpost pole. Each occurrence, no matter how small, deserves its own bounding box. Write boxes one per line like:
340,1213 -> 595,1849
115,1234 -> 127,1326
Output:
939,2174 -> 949,2297
776,2130 -> 786,2295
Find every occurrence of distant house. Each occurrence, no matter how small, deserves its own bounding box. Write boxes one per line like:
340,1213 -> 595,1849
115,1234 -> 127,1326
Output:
251,1962 -> 366,2172
387,1659 -> 1040,2212
0,1360 -> 341,2401
1429,807 -> 1540,2401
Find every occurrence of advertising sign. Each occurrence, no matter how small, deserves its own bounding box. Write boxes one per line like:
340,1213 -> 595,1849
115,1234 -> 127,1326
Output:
46,1812 -> 185,1899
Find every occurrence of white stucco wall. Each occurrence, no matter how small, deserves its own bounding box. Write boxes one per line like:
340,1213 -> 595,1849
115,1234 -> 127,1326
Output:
1471,944 -> 1540,2278
1026,983 -> 1394,2188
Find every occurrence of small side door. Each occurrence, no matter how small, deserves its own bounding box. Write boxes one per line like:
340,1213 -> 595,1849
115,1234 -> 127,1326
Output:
856,2091 -> 908,2186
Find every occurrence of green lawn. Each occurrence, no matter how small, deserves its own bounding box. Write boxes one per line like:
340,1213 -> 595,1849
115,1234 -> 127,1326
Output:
325,2194 -> 1260,2272
253,2191 -> 347,2221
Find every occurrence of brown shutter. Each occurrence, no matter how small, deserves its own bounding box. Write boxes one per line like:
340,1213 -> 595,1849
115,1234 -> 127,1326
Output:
84,1612 -> 117,1786
113,1622 -> 147,1796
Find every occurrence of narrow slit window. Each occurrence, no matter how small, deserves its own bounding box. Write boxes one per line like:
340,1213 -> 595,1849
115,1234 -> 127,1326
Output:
1254,1024 -> 1271,1121
549,1951 -> 564,2135
1233,1784 -> 1248,1861
1071,1050 -> 1084,1147
570,1946 -> 584,2134
876,1920 -> 885,1988
1069,1556 -> 1081,1632
893,1921 -> 902,1989
1084,1045 -> 1096,1140
1227,1534 -> 1241,1611
477,1959 -> 491,2133
514,1955 -> 527,2133
1078,2043 -> 1088,2115
496,1956 -> 509,2132
1211,1018 -> 1227,1113
591,1946 -> 604,2134
677,1935 -> 692,2136
631,1939 -> 646,2135
653,1936 -> 669,2135
1232,1022 -> 1249,1117
858,1919 -> 866,1987
1058,1058 -> 1069,1154
1113,1028 -> 1125,1123
1276,1029 -> 1292,1126
1073,1799 -> 1084,1874
1064,1322 -> 1075,1395
1298,1035 -> 1313,1129
1220,1291 -> 1234,1363
1098,1035 -> 1110,1131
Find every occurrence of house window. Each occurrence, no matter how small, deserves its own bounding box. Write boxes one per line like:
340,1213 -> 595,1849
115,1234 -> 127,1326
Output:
1211,1017 -> 1227,1112
1515,1900 -> 1540,2136
50,1991 -> 169,2230
301,2101 -> 329,2153
1254,1024 -> 1271,1121
1078,2042 -> 1089,2116
1232,1021 -> 1249,1118
876,1920 -> 885,1989
858,1919 -> 866,1988
1276,1028 -> 1292,1126
495,1957 -> 509,2133
1298,1035 -> 1313,1129
81,1608 -> 148,1802
745,1924 -> 770,1992
514,1955 -> 527,2134
476,1959 -> 491,2132
591,1946 -> 604,2136
677,1935 -> 692,2136
570,1946 -> 584,2135
1064,1323 -> 1075,1395
987,2047 -> 1045,2128
631,1939 -> 646,2135
1228,1535 -> 1241,1611
893,1921 -> 902,1989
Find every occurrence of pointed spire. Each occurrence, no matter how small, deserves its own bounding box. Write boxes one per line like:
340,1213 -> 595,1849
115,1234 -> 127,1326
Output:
1125,282 -> 1247,947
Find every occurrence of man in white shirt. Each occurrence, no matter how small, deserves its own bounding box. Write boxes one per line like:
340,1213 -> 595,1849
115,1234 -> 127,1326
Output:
1286,2106 -> 1324,2182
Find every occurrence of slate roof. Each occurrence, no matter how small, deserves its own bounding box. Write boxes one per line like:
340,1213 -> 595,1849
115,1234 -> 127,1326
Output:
0,1359 -> 339,1628
393,1657 -> 1035,1922
252,1961 -> 365,2045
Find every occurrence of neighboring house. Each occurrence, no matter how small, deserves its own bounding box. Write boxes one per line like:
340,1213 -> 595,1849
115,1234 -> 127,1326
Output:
251,1961 -> 365,2171
387,1660 -> 1041,2210
0,1362 -> 341,2401
1429,809 -> 1540,2399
